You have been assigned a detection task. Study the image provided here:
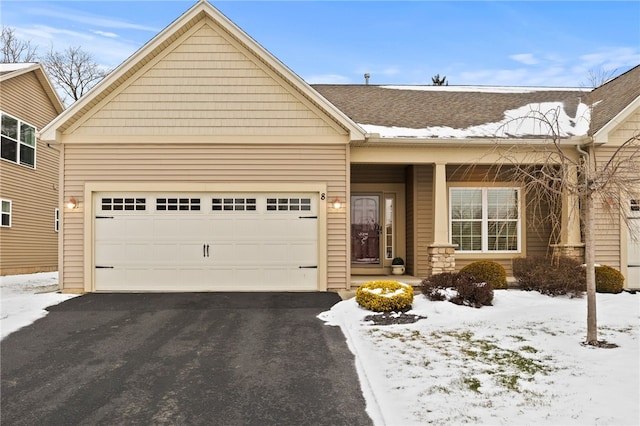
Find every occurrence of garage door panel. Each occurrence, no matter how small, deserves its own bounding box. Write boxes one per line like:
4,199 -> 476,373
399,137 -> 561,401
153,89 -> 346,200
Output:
94,192 -> 319,292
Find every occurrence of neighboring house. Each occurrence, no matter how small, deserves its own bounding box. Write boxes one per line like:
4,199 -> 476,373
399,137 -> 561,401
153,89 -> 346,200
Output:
0,63 -> 65,275
40,1 -> 639,293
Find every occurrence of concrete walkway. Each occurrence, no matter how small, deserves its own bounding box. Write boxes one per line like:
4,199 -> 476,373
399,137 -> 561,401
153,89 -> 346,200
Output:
1,292 -> 372,426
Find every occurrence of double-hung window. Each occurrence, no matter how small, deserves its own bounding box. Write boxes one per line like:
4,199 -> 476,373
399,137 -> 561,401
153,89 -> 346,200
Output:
1,199 -> 11,227
450,187 -> 520,252
1,112 -> 36,168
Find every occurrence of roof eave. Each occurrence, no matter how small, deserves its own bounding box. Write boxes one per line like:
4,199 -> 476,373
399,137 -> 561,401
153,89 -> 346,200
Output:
359,135 -> 585,146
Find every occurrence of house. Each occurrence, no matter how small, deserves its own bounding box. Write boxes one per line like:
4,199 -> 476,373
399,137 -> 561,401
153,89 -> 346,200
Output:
0,63 -> 65,275
40,1 -> 639,292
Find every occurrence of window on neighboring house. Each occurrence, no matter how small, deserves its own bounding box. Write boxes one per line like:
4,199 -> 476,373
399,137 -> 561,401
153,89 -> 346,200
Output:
55,208 -> 59,232
450,187 -> 520,252
1,199 -> 11,227
1,112 -> 36,168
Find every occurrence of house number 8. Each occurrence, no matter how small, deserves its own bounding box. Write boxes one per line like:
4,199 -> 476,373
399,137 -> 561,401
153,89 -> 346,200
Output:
321,193 -> 326,200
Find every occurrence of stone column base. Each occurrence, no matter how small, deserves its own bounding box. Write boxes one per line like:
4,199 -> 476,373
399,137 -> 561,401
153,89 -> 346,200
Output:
551,244 -> 585,264
427,244 -> 457,276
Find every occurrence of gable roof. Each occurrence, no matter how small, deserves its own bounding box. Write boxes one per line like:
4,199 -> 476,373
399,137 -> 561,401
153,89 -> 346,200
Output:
0,63 -> 64,115
587,64 -> 640,142
313,85 -> 590,139
41,0 -> 365,142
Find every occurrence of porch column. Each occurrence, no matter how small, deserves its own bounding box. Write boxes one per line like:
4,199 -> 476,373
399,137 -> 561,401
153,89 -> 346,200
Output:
428,163 -> 456,276
553,164 -> 585,262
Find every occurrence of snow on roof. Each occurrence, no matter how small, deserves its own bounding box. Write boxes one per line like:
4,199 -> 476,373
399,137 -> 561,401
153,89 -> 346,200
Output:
380,85 -> 586,94
0,63 -> 38,73
360,101 -> 591,139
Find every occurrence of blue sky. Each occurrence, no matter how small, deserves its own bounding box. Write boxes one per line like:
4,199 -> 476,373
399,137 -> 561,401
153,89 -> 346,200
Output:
2,1 -> 639,87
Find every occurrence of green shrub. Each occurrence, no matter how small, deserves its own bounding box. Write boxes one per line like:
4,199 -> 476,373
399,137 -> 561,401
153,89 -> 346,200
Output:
595,265 -> 624,293
392,257 -> 405,265
420,272 -> 493,308
460,261 -> 508,289
356,280 -> 414,312
512,256 -> 585,297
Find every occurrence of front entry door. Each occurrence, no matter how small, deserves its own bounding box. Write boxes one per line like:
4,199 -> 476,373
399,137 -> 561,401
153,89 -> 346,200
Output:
351,195 -> 381,265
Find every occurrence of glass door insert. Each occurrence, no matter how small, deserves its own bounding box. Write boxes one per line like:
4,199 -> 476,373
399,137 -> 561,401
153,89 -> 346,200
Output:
351,195 -> 381,265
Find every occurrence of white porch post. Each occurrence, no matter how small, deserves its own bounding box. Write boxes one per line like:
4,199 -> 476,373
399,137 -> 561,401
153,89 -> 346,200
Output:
433,162 -> 450,245
428,162 -> 456,276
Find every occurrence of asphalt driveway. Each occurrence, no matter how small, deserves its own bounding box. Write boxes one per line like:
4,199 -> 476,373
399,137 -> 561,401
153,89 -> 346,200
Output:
1,292 -> 372,426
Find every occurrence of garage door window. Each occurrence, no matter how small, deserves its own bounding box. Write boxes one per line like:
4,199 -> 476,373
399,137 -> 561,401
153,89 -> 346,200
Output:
102,197 -> 146,211
212,198 -> 257,211
157,198 -> 200,211
267,197 -> 311,211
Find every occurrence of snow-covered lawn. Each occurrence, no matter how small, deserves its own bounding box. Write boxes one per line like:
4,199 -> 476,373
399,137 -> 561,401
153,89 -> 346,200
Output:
0,272 -> 78,340
2,273 -> 638,425
319,289 -> 640,426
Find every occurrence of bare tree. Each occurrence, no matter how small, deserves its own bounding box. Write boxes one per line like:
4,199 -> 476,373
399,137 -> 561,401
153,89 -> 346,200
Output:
41,45 -> 110,105
1,26 -> 38,63
587,67 -> 618,88
432,74 -> 448,86
490,105 -> 640,346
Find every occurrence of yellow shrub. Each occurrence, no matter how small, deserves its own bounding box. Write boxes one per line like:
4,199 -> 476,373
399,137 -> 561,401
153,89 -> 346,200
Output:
356,280 -> 414,312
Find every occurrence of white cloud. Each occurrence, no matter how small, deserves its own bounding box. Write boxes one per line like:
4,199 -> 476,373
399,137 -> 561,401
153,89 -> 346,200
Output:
510,53 -> 538,65
92,30 -> 119,39
25,6 -> 159,32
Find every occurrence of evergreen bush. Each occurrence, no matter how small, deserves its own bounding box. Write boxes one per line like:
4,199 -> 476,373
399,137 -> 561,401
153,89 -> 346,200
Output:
460,260 -> 508,289
595,265 -> 624,293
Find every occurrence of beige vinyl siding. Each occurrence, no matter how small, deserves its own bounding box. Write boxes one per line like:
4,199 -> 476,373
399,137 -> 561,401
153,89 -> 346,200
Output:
412,165 -> 433,277
523,192 -> 556,259
592,145 -> 627,270
69,21 -> 344,138
0,71 -> 60,274
405,167 -> 415,275
606,109 -> 640,145
61,143 -> 348,291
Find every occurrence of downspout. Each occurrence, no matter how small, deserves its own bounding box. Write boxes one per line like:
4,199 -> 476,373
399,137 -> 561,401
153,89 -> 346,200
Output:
575,143 -> 589,162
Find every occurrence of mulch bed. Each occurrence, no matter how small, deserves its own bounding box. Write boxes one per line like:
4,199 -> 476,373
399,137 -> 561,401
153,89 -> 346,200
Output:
364,311 -> 427,325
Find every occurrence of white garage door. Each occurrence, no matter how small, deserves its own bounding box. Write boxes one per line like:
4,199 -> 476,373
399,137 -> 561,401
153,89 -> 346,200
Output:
94,193 -> 318,292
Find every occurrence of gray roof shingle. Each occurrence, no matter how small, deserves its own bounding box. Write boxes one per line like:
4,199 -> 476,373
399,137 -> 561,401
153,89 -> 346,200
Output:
586,65 -> 640,136
312,84 -> 587,137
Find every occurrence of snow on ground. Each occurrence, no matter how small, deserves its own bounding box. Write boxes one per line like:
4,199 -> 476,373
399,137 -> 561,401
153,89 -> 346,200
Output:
319,290 -> 640,426
2,273 -> 638,425
1,272 -> 78,340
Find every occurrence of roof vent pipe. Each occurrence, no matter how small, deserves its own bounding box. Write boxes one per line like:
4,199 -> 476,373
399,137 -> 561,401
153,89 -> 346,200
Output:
364,73 -> 370,85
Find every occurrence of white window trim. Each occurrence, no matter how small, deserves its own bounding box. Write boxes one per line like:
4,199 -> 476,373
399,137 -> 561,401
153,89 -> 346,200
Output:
1,111 -> 37,169
1,198 -> 12,228
449,187 -> 521,254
